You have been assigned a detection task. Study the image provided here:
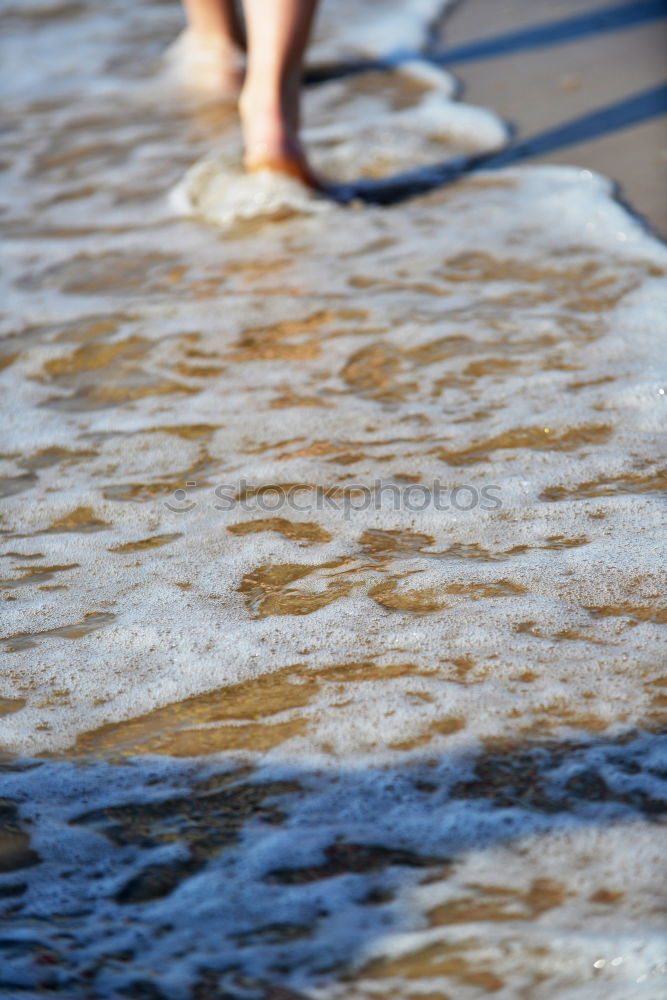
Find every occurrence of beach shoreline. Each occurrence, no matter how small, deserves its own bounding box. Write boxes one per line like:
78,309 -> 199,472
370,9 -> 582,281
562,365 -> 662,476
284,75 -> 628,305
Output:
1,2 -> 666,997
441,0 -> 667,237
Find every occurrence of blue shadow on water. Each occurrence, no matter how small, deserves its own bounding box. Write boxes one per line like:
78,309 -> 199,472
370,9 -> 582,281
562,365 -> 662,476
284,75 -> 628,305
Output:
0,728 -> 666,997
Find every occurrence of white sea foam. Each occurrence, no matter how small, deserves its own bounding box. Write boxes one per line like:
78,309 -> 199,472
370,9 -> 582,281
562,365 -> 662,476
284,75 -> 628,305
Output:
309,0 -> 454,62
170,154 -> 333,227
1,0 -> 667,997
2,163 -> 666,757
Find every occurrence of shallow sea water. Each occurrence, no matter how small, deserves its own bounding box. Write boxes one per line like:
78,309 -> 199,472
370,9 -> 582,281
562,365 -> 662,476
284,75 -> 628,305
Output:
1,1 -> 667,998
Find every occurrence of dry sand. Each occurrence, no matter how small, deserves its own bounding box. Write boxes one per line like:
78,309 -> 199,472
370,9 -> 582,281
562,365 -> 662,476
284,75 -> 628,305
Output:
442,0 -> 667,237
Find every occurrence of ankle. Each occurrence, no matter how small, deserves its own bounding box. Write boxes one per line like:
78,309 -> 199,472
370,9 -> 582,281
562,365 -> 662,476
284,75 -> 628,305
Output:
240,83 -> 301,140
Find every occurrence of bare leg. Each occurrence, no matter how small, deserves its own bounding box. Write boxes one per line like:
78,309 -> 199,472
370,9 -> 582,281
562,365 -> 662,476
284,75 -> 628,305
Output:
240,0 -> 320,187
177,0 -> 244,97
182,0 -> 243,47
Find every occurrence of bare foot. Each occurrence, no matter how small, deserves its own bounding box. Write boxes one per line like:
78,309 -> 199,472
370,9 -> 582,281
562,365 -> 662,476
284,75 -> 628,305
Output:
166,29 -> 244,99
239,88 -> 322,190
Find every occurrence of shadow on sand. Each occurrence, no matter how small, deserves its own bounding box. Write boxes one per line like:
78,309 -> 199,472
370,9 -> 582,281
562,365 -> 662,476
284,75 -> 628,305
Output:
306,0 -> 667,82
307,0 -> 667,213
325,82 -> 667,209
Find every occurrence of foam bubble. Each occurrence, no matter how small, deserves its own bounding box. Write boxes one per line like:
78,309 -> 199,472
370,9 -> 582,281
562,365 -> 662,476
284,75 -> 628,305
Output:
170,154 -> 333,226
